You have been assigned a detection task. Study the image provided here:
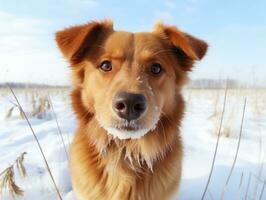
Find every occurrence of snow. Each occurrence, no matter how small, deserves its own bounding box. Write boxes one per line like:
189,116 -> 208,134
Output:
0,88 -> 266,199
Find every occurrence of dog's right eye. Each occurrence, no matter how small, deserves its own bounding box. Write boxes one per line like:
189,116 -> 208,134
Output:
99,60 -> 112,72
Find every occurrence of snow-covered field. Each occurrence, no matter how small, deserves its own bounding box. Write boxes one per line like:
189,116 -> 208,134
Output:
0,88 -> 266,200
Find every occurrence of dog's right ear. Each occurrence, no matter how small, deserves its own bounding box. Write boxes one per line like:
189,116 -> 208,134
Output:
55,20 -> 113,65
154,23 -> 208,71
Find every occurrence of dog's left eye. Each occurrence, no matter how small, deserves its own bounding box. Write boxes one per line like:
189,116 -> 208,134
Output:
150,63 -> 162,75
99,60 -> 112,72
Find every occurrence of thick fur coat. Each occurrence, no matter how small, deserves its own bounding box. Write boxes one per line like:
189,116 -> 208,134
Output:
55,20 -> 207,200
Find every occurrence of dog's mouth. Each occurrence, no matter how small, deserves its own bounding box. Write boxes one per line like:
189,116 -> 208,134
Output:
96,118 -> 150,140
104,126 -> 150,140
99,116 -> 160,140
96,107 -> 161,140
118,125 -> 138,131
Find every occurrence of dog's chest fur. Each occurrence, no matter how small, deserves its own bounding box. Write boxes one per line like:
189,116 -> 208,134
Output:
69,90 -> 185,200
70,119 -> 183,200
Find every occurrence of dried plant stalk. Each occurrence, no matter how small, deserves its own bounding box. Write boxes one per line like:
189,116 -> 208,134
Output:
236,172 -> 244,200
244,172 -> 252,200
15,152 -> 27,178
0,152 -> 27,199
221,98 -> 247,199
31,96 -> 51,119
0,167 -> 24,199
48,94 -> 69,160
19,107 -> 25,119
201,86 -> 228,200
7,84 -> 63,200
5,107 -> 14,119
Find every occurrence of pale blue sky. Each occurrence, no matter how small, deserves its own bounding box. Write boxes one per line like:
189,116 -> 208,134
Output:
0,0 -> 265,86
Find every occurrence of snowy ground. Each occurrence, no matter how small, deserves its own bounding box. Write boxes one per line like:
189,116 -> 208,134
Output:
0,88 -> 266,200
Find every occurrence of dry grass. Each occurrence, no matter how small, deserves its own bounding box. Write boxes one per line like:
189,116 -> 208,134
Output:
5,106 -> 15,119
1,86 -> 71,199
209,90 -> 241,138
4,87 -> 70,120
48,94 -> 69,160
0,152 -> 27,200
5,96 -> 51,120
15,152 -> 27,178
7,85 -> 63,200
5,103 -> 25,120
236,172 -> 244,200
201,87 -> 228,200
1,86 -> 265,199
245,172 -> 252,200
220,98 -> 247,199
31,96 -> 51,119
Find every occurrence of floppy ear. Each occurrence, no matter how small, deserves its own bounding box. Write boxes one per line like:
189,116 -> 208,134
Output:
154,23 -> 208,71
55,20 -> 113,65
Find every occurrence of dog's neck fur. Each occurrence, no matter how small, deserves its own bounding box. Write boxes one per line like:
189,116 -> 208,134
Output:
71,87 -> 184,172
70,87 -> 184,199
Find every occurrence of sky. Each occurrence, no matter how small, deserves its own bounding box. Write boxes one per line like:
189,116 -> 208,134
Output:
0,0 -> 265,86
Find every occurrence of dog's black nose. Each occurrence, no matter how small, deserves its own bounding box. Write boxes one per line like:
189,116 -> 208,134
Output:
112,92 -> 147,121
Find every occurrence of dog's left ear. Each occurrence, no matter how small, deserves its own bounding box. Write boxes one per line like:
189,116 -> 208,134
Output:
154,23 -> 208,71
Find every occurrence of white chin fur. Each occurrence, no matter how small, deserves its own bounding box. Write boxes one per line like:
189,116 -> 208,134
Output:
104,127 -> 149,139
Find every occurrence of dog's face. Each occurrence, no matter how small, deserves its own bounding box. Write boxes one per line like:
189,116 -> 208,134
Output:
56,20 -> 207,140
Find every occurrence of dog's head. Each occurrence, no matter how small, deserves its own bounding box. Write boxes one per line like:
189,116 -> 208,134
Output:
56,20 -> 207,140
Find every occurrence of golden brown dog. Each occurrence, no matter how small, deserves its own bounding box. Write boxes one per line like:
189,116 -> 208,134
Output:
55,20 -> 207,200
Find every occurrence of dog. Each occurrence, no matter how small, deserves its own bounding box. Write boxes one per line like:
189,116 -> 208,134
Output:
55,20 -> 207,200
